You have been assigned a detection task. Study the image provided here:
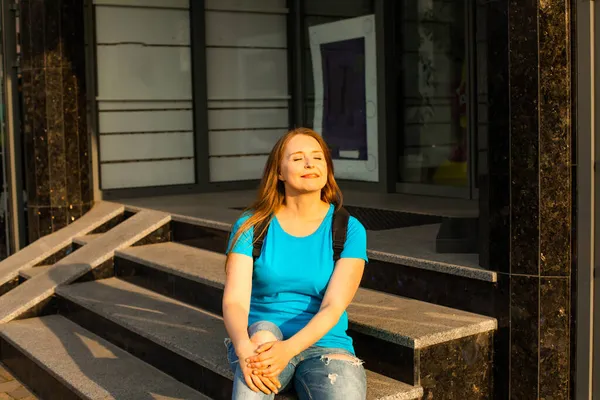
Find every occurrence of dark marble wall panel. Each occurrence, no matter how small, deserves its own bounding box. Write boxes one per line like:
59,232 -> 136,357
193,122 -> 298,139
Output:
510,275 -> 539,399
46,68 -> 67,208
478,0 -> 510,273
539,277 -> 570,399
508,0 -> 540,276
30,0 -> 45,69
37,207 -> 52,238
418,332 -> 493,399
20,0 -> 93,243
51,206 -> 68,232
20,0 -> 32,70
539,0 -> 572,277
32,69 -> 49,208
492,273 -> 510,400
481,0 -> 574,397
44,0 -> 61,68
63,72 -> 82,206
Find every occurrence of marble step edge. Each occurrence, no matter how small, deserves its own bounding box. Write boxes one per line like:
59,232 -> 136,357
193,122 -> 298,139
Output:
0,315 -> 209,400
73,233 -> 105,246
123,205 -> 496,282
0,210 -> 172,324
0,202 -> 124,287
18,265 -> 50,280
56,278 -> 423,400
115,242 -> 497,350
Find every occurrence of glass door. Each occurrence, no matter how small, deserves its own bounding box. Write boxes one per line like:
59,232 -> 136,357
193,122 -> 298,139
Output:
394,0 -> 477,198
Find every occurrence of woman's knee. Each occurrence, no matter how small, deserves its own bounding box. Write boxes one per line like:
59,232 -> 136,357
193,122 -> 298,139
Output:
250,329 -> 279,346
248,321 -> 283,343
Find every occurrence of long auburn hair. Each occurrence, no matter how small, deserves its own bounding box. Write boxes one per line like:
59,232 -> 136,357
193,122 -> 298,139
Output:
227,127 -> 343,261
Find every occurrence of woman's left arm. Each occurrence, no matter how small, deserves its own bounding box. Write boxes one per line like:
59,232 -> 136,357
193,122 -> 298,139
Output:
288,257 -> 366,352
246,257 -> 365,377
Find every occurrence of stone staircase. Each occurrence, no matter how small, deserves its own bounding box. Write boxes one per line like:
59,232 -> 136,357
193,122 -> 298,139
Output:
0,202 -> 497,399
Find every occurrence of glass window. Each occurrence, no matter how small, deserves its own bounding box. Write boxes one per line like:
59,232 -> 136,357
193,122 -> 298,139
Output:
397,0 -> 469,188
302,0 -> 378,182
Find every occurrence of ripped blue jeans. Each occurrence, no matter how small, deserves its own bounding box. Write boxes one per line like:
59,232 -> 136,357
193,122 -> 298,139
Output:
225,321 -> 367,399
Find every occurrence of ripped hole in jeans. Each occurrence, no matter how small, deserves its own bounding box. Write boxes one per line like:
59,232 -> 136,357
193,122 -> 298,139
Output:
320,354 -> 364,367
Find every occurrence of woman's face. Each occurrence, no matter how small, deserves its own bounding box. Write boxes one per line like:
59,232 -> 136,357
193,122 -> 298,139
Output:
279,134 -> 328,194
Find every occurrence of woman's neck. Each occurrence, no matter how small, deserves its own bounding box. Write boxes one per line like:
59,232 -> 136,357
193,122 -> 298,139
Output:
281,192 -> 328,220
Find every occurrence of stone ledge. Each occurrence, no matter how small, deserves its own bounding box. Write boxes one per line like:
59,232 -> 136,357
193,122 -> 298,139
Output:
124,204 -> 497,282
72,234 -> 104,247
0,315 -> 207,399
0,202 -> 124,288
57,278 -> 423,400
0,210 -> 170,323
116,242 -> 497,349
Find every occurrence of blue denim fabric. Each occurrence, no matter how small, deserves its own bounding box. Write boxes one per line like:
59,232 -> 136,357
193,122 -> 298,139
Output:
224,321 -> 367,400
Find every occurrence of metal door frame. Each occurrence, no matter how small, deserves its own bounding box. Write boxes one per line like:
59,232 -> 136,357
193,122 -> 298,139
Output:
575,0 -> 596,398
0,0 -> 25,253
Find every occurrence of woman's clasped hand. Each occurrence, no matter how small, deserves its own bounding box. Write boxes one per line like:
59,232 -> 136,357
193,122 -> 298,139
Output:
236,338 -> 282,394
246,340 -> 295,378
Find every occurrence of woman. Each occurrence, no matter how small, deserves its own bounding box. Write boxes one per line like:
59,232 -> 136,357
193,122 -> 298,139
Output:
223,128 -> 368,399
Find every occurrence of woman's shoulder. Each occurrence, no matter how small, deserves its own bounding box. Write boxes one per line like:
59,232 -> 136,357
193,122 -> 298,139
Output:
232,211 -> 253,232
346,214 -> 366,234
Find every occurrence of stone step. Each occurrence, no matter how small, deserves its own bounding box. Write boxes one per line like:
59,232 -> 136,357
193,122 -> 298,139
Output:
0,202 -> 124,295
0,314 -> 208,400
162,212 -> 498,316
56,278 -> 423,400
18,266 -> 49,281
113,242 -> 495,398
0,210 -> 171,323
73,233 -> 104,247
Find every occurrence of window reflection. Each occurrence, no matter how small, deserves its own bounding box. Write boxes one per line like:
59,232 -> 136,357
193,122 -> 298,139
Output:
398,0 -> 468,187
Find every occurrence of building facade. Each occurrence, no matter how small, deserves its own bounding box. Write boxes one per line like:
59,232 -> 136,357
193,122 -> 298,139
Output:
0,0 -> 595,398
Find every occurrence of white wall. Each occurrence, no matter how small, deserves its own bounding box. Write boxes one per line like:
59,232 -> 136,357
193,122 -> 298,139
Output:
94,0 -> 195,189
204,0 -> 289,182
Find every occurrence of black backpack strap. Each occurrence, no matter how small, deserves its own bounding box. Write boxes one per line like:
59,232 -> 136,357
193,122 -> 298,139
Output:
252,218 -> 271,261
332,206 -> 350,262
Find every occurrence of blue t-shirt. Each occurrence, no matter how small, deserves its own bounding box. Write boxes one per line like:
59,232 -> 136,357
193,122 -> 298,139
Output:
226,204 -> 368,354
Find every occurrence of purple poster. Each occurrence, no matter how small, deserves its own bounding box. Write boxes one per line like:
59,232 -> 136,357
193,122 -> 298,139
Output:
320,38 -> 368,161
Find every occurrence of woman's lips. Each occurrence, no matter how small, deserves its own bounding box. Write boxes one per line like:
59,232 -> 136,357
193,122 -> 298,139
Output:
301,174 -> 319,178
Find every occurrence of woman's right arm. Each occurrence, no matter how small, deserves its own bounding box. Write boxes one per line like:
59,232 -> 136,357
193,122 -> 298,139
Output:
223,252 -> 281,394
223,219 -> 280,394
223,253 -> 254,353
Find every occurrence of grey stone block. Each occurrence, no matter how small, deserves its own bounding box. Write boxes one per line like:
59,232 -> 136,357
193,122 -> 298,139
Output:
117,242 -> 496,348
18,266 -> 49,281
57,278 -> 422,400
125,198 -> 496,282
0,210 -> 170,323
73,234 -> 104,247
0,202 -> 124,288
0,315 -> 208,399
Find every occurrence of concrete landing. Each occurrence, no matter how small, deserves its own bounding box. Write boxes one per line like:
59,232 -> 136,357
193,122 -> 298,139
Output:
0,315 -> 207,399
0,202 -> 124,288
57,278 -> 423,400
0,210 -> 170,323
118,242 -> 496,348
